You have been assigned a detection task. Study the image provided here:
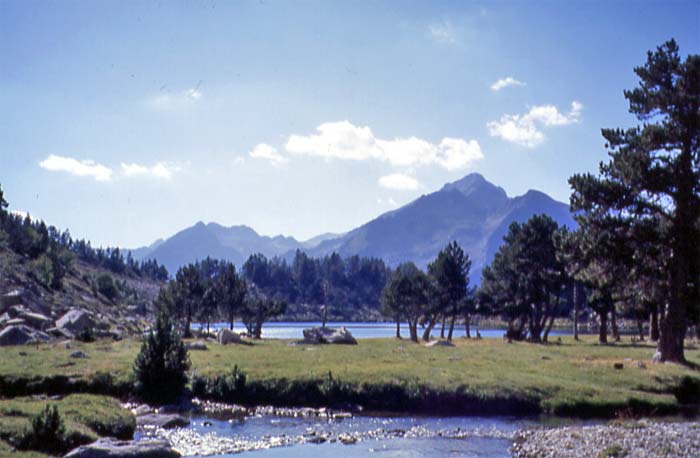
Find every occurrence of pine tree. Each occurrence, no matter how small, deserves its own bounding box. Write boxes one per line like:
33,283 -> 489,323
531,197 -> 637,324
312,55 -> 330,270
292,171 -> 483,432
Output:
569,40 -> 699,363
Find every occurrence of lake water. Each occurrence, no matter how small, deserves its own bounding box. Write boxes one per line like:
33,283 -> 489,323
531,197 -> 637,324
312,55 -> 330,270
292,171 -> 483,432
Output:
196,321 -> 571,340
148,410 -> 534,457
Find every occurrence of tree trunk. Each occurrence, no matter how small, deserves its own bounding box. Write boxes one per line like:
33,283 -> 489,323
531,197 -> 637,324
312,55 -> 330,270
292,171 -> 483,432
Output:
598,311 -> 608,344
653,301 -> 687,363
395,316 -> 401,339
649,306 -> 660,341
654,146 -> 695,364
611,306 -> 620,342
440,317 -> 446,339
637,319 -> 645,341
543,313 -> 556,343
447,315 -> 456,341
422,317 -> 437,341
254,319 -> 263,339
184,315 -> 192,338
408,319 -> 418,342
573,283 -> 579,341
464,314 -> 471,338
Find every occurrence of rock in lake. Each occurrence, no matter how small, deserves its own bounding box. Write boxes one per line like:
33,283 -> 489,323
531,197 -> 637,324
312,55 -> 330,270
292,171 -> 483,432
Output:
302,326 -> 357,345
0,325 -> 50,346
137,413 -> 190,429
218,328 -> 242,345
63,438 -> 180,457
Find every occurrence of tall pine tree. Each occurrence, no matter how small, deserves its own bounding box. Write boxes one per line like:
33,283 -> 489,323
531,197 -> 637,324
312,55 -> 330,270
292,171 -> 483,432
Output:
570,40 -> 699,363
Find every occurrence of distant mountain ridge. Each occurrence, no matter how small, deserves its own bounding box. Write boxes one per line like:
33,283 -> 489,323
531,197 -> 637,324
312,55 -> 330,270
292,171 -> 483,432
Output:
130,173 -> 576,282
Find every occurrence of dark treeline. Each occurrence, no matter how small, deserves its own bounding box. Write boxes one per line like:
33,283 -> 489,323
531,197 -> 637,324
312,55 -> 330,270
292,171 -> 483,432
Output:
157,251 -> 391,337
0,192 -> 168,289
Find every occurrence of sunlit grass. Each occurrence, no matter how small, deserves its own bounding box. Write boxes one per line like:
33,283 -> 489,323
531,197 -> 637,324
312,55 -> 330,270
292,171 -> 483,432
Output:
0,336 -> 697,414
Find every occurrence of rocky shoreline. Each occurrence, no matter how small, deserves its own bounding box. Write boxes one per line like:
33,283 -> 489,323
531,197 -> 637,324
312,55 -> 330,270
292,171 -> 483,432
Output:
127,402 -> 700,458
511,420 -> 700,458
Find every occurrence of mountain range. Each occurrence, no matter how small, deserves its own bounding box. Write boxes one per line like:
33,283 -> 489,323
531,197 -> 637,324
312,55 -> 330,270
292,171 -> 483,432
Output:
130,173 -> 576,283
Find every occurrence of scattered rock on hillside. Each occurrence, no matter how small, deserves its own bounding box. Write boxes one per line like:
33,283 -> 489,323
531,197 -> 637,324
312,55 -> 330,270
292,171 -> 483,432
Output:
0,289 -> 24,309
425,340 -> 454,347
218,328 -> 242,345
70,350 -> 88,358
63,437 -> 180,458
302,327 -> 357,345
0,324 -> 50,346
56,308 -> 97,335
19,311 -> 53,330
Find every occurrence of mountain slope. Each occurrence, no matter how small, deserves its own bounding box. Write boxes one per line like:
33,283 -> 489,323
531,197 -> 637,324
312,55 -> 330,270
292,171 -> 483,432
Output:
131,173 -> 576,283
306,174 -> 576,283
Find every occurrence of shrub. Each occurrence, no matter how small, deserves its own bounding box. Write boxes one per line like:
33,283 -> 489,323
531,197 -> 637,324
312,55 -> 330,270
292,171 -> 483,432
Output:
96,273 -> 119,301
133,311 -> 190,404
23,404 -> 66,454
76,326 -> 95,343
31,254 -> 54,289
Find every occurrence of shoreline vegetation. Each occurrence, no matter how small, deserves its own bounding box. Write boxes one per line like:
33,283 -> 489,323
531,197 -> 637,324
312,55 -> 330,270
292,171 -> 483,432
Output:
1,336 -> 698,414
1,335 -> 698,455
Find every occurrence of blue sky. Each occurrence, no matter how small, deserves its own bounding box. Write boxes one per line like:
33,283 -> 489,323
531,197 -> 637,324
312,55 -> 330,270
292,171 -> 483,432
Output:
1,0 -> 698,248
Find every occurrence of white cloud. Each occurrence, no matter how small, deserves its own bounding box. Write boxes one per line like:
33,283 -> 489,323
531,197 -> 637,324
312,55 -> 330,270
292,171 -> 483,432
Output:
427,20 -> 458,45
148,86 -> 203,111
378,173 -> 420,191
490,77 -> 526,91
121,162 -> 182,179
249,143 -> 288,166
285,121 -> 483,171
487,101 -> 583,148
39,154 -> 113,181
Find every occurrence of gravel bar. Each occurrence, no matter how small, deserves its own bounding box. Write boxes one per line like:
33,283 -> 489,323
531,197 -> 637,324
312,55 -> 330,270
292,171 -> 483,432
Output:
511,420 -> 700,458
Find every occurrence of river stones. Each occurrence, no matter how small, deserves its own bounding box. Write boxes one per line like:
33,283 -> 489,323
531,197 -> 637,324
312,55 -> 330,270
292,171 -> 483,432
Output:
63,438 -> 180,458
137,413 -> 190,429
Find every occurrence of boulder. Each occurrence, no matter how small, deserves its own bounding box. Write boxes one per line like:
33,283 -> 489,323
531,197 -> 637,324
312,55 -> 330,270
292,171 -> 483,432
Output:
425,340 -> 455,347
0,325 -> 50,346
5,318 -> 26,326
302,326 -> 357,345
19,311 -> 52,330
218,328 -> 242,345
136,413 -> 190,429
186,340 -> 208,351
0,312 -> 11,325
63,438 -> 180,458
70,350 -> 88,359
47,326 -> 75,339
0,289 -> 23,309
56,309 -> 97,335
324,327 -> 357,345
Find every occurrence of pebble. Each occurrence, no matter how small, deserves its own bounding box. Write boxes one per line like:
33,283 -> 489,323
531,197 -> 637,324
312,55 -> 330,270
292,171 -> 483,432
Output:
511,420 -> 700,458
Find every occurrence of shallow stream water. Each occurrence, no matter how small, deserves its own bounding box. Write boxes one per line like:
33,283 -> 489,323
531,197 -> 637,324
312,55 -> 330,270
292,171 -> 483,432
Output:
146,411 -> 533,458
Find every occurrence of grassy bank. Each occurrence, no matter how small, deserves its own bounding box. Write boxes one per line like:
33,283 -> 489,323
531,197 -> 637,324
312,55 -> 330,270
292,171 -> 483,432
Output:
0,394 -> 135,457
0,337 -> 698,418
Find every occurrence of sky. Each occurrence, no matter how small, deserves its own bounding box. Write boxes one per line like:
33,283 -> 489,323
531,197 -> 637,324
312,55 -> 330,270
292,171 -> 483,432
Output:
1,0 -> 698,248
